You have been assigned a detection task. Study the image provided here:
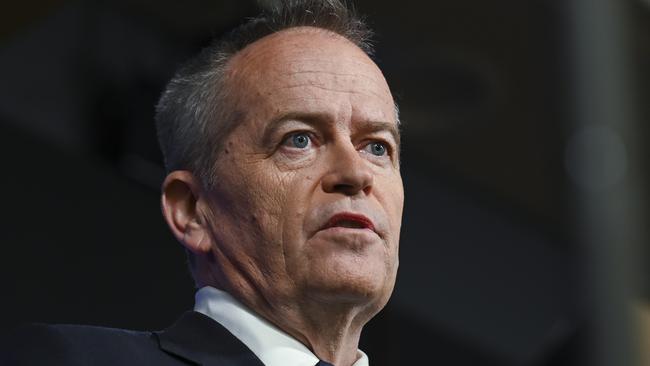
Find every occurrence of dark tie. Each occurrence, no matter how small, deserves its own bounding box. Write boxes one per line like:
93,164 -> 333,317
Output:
315,361 -> 335,366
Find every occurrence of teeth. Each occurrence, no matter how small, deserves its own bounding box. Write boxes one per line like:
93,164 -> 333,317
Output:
336,220 -> 365,229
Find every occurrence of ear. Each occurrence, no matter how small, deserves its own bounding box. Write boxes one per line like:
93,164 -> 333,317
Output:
161,171 -> 212,256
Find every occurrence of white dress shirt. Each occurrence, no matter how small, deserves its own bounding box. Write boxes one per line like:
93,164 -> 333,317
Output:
194,286 -> 370,366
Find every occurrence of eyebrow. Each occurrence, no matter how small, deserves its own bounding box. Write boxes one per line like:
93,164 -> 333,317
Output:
354,119 -> 401,147
262,111 -> 401,147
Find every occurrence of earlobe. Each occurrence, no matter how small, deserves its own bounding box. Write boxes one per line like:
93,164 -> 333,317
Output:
161,171 -> 213,255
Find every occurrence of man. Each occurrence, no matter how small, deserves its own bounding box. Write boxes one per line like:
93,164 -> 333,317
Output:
2,1 -> 403,365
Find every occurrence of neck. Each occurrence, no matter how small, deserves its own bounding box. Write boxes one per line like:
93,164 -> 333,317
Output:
197,256 -> 383,366
202,274 -> 376,366
257,296 -> 372,366
270,299 -> 369,366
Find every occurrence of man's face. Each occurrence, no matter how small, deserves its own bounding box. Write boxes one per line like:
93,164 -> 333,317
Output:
202,27 -> 403,312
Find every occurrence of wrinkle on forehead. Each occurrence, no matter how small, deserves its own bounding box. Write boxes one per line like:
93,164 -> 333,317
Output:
278,67 -> 391,102
224,26 -> 396,128
278,83 -> 391,106
228,28 -> 391,92
229,26 -> 371,70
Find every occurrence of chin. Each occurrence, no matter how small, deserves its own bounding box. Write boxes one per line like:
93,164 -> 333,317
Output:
303,259 -> 396,306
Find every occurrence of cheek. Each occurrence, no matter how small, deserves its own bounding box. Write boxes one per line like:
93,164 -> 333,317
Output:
275,170 -> 313,228
250,168 -> 292,216
392,186 -> 405,227
211,158 -> 282,235
376,175 -> 404,262
275,170 -> 321,255
242,164 -> 311,245
378,173 -> 404,226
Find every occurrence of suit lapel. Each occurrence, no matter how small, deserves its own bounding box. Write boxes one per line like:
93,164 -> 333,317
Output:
155,311 -> 265,366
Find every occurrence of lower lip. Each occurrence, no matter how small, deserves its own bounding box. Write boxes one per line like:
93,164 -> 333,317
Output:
314,226 -> 379,243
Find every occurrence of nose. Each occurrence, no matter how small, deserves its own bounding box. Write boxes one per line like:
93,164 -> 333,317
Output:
321,144 -> 374,196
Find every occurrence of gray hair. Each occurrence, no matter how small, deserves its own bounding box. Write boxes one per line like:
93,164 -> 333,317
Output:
155,0 -> 375,188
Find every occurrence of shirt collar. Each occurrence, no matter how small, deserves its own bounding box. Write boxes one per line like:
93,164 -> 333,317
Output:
194,286 -> 369,366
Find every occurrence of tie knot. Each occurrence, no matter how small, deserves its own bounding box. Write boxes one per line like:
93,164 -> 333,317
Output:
316,361 -> 335,366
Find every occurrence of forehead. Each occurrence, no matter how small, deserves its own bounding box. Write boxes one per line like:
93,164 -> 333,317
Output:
225,27 -> 396,125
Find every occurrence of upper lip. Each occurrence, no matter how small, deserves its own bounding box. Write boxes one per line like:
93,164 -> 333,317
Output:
322,212 -> 376,232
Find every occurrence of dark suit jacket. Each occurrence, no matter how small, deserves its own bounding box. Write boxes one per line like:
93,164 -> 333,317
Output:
1,311 -> 266,366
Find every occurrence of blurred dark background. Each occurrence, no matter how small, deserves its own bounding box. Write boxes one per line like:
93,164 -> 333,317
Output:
1,1 -> 648,365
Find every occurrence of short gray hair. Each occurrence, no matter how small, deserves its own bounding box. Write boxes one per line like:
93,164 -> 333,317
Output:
155,0 -> 374,188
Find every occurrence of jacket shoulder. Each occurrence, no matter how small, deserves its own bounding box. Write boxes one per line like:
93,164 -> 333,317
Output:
1,323 -> 180,366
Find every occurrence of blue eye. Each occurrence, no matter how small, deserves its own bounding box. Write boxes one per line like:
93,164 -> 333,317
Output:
290,133 -> 310,148
367,142 -> 387,156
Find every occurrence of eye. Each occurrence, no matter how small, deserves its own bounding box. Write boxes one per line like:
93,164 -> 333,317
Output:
364,141 -> 388,156
283,132 -> 311,149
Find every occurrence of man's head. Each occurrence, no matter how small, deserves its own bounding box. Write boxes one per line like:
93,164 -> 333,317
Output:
157,0 -> 403,328
155,0 -> 374,186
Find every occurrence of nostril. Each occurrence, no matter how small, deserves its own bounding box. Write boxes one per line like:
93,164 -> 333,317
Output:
322,168 -> 374,195
334,183 -> 353,190
333,183 -> 357,195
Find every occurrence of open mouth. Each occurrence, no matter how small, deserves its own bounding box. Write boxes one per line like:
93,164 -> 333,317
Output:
324,213 -> 375,232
